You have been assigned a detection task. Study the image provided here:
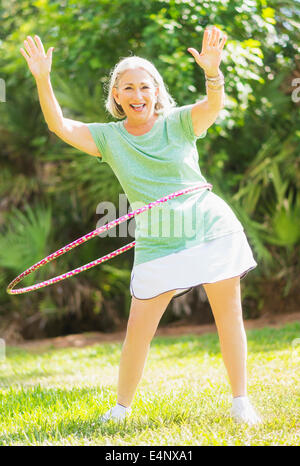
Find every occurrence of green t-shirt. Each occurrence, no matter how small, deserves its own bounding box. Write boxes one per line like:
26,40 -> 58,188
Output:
87,104 -> 243,266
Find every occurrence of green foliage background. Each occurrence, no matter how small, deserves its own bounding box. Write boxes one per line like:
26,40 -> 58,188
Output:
0,0 -> 299,340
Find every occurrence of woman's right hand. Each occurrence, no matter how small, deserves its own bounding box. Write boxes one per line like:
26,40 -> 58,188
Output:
20,35 -> 54,80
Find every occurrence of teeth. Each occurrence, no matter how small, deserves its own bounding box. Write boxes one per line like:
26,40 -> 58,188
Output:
131,104 -> 144,108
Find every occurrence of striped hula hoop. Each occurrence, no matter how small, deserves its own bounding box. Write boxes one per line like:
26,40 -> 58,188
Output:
6,183 -> 212,295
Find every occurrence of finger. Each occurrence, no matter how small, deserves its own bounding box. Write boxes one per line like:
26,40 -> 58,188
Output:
34,35 -> 46,55
187,48 -> 205,67
20,47 -> 30,61
46,47 -> 54,60
202,28 -> 211,50
218,33 -> 227,50
23,39 -> 34,56
211,27 -> 220,47
23,40 -> 30,55
187,47 -> 200,59
206,27 -> 214,46
26,35 -> 39,55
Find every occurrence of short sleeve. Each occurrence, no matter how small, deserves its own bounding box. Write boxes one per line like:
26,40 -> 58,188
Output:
87,123 -> 107,164
168,105 -> 207,144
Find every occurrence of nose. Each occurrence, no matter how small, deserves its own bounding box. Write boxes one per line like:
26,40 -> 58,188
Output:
132,89 -> 143,100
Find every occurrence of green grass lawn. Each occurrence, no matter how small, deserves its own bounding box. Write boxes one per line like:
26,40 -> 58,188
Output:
0,322 -> 299,446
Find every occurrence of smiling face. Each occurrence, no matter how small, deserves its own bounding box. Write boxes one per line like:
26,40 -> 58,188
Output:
112,67 -> 159,127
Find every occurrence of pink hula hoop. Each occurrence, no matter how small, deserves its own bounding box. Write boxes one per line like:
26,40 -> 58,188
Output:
6,183 -> 212,295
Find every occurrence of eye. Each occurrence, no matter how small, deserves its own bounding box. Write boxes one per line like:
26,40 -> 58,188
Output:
124,86 -> 150,90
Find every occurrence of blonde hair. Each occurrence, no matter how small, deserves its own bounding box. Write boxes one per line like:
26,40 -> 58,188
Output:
104,55 -> 177,119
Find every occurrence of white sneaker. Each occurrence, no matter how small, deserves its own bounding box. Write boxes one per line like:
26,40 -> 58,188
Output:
100,404 -> 132,423
230,397 -> 262,426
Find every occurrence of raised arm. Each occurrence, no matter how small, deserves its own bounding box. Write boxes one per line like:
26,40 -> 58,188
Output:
20,35 -> 101,158
187,26 -> 227,137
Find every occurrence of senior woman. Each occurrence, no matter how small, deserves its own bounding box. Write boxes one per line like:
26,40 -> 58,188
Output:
20,26 -> 262,426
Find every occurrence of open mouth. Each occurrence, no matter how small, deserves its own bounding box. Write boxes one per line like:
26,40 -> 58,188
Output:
130,104 -> 146,112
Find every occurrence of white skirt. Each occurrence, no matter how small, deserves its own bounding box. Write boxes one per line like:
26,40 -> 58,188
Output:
130,229 -> 258,300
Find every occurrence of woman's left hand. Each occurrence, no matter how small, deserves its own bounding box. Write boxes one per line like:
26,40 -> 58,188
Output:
187,26 -> 227,76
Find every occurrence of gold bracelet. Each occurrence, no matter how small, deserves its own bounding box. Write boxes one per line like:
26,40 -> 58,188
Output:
206,81 -> 224,90
206,85 -> 223,91
205,70 -> 224,81
205,70 -> 224,91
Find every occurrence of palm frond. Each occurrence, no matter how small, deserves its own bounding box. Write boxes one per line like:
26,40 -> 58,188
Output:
51,72 -> 108,123
0,203 -> 52,286
40,145 -> 124,219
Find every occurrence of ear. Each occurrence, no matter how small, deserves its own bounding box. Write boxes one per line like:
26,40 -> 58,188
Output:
112,87 -> 119,105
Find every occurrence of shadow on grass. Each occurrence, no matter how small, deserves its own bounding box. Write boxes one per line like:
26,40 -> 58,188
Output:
0,384 -> 236,445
